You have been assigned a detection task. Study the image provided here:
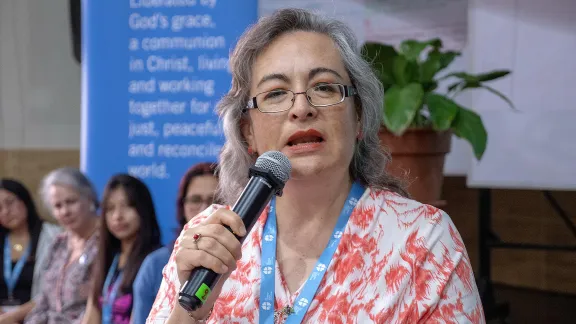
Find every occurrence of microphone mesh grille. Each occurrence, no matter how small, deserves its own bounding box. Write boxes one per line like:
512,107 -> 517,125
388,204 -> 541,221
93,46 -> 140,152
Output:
255,151 -> 291,184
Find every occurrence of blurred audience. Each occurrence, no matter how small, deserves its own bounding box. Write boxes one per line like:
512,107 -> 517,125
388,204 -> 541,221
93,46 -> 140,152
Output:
82,174 -> 161,324
22,167 -> 100,324
131,162 -> 218,324
0,179 -> 61,323
1,165 -> 218,324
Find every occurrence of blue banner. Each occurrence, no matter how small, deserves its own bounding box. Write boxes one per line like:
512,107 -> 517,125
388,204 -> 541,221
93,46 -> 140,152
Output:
81,0 -> 258,244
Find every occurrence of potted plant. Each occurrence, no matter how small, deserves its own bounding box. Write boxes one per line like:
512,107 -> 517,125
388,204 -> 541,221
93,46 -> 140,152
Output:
361,39 -> 515,206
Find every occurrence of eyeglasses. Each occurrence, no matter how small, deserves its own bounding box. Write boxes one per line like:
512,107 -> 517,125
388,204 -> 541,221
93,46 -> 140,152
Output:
245,83 -> 358,113
183,195 -> 215,208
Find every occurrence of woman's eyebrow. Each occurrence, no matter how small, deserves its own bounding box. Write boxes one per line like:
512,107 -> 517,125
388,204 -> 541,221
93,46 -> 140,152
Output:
256,67 -> 343,88
257,73 -> 290,87
309,67 -> 343,80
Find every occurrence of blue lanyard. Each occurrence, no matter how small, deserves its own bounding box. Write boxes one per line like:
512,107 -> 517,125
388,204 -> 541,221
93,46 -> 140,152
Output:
102,254 -> 123,324
259,182 -> 365,324
3,236 -> 31,299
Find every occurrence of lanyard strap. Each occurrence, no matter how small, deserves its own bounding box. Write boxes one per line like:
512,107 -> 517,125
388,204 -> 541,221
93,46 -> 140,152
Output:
102,254 -> 123,324
259,182 -> 365,324
3,236 -> 31,299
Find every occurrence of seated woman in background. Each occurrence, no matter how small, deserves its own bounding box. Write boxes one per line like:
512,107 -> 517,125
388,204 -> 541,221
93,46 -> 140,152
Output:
23,167 -> 100,324
131,162 -> 219,324
83,174 -> 161,324
0,179 -> 61,323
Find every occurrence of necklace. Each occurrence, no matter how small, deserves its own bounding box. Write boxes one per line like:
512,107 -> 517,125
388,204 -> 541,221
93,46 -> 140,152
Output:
273,306 -> 295,323
259,182 -> 365,324
12,244 -> 23,252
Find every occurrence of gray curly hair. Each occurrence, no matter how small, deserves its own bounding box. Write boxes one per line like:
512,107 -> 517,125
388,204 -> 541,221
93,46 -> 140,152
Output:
216,8 -> 407,204
39,167 -> 99,211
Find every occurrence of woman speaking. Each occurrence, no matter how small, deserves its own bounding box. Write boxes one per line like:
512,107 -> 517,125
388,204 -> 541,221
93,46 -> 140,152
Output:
147,8 -> 483,324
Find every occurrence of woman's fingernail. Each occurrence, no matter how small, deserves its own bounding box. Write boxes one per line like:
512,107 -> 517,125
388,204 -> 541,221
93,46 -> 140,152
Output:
239,226 -> 247,236
221,265 -> 229,273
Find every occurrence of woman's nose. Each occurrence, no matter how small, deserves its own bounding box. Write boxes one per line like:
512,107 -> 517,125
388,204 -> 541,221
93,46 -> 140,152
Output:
290,93 -> 317,121
111,210 -> 124,221
61,205 -> 71,216
199,200 -> 210,210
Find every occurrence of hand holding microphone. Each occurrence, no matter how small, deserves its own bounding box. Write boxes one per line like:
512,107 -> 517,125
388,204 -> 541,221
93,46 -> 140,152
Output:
174,151 -> 291,319
173,208 -> 246,319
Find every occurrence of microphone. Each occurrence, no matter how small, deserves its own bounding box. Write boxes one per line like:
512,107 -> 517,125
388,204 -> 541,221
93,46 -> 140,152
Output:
178,151 -> 292,312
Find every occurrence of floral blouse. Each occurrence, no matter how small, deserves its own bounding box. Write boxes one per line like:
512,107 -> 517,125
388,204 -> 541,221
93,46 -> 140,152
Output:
147,188 -> 485,323
24,231 -> 99,324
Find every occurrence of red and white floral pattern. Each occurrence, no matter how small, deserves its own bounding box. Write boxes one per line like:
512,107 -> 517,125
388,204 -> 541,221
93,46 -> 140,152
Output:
147,188 -> 484,323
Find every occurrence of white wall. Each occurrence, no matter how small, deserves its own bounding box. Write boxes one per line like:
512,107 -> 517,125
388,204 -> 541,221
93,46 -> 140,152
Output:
466,0 -> 576,190
0,0 -> 81,149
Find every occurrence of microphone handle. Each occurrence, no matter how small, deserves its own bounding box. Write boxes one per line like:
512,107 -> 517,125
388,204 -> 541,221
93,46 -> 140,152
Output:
178,174 -> 277,312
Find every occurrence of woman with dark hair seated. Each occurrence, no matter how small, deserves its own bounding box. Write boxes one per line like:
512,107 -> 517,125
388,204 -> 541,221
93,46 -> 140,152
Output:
0,179 -> 61,322
131,162 -> 218,324
82,174 -> 161,324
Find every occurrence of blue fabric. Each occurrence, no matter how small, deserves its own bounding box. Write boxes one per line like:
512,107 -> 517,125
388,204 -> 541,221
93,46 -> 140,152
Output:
131,247 -> 172,324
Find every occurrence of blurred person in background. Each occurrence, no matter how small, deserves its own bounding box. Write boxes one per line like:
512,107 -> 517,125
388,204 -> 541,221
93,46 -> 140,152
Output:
0,179 -> 61,323
131,162 -> 219,324
22,167 -> 100,324
82,174 -> 161,324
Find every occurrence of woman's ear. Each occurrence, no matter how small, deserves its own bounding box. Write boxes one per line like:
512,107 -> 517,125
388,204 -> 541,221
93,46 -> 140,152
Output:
240,117 -> 255,150
356,124 -> 362,140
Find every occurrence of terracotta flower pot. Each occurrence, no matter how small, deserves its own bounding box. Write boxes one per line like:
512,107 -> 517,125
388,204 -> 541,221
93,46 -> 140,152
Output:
378,128 -> 452,206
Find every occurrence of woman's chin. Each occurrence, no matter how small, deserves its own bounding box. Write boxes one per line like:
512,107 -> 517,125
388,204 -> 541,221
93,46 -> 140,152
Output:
288,161 -> 328,180
286,155 -> 351,183
66,217 -> 88,233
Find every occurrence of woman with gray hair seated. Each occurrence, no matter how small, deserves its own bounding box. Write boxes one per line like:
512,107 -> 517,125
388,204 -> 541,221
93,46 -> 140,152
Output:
148,8 -> 483,324
22,167 -> 100,324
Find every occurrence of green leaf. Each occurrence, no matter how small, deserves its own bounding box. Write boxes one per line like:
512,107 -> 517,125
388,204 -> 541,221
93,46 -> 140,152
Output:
419,55 -> 441,83
420,50 -> 460,82
413,113 -> 430,127
438,72 -> 473,82
400,38 -> 442,61
422,81 -> 438,92
440,70 -> 510,83
393,56 -> 419,87
426,94 -> 459,130
447,81 -> 463,93
475,70 -> 511,82
437,51 -> 460,71
450,81 -> 517,110
461,80 -> 481,90
361,42 -> 398,86
383,84 -> 424,135
480,84 -> 517,110
452,107 -> 488,160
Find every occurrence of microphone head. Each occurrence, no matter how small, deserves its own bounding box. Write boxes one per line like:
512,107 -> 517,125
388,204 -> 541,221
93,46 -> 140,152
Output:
254,151 -> 291,185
